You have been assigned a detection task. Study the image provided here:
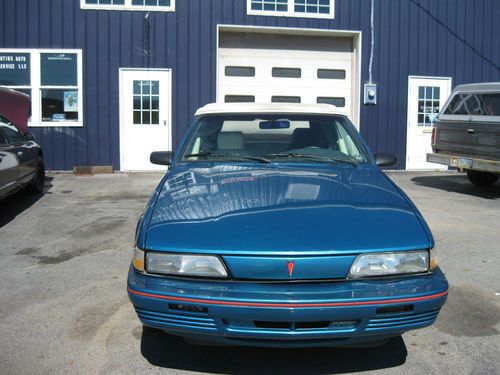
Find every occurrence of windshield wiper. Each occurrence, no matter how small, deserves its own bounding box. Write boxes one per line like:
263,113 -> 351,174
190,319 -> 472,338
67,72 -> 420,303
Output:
266,152 -> 359,167
184,152 -> 271,163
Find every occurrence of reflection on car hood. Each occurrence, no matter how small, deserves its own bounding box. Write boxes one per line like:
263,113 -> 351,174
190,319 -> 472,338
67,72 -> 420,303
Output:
145,164 -> 430,254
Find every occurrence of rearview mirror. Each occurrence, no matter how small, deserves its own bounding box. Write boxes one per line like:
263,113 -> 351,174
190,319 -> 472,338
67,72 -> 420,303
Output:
259,120 -> 290,129
374,153 -> 398,167
150,151 -> 172,166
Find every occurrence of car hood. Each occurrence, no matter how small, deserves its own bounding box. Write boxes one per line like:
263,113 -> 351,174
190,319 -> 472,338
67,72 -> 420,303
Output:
144,164 -> 431,255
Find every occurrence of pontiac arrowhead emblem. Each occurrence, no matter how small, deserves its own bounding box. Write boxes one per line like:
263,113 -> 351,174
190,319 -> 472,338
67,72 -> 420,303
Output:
287,261 -> 295,277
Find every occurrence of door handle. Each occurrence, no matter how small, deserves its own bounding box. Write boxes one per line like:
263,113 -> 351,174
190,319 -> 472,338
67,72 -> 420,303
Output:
17,151 -> 23,159
163,120 -> 167,126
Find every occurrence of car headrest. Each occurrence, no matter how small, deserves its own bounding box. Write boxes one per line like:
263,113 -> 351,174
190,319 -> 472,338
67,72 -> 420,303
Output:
217,131 -> 244,150
289,128 -> 326,150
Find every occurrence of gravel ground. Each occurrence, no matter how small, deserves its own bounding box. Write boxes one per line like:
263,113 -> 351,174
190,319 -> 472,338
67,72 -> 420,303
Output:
0,171 -> 498,375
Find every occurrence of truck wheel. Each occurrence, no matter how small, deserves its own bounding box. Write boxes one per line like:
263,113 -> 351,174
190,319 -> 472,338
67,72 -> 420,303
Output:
466,170 -> 499,187
26,157 -> 45,194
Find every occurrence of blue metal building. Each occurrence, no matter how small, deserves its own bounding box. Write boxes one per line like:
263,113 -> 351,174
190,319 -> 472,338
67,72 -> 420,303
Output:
0,0 -> 499,170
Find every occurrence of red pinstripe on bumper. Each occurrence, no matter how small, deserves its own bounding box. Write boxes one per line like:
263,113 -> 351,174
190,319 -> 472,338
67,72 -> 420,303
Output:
128,287 -> 448,308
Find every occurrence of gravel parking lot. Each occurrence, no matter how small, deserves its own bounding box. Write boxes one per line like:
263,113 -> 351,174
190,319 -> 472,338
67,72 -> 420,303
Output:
0,171 -> 499,375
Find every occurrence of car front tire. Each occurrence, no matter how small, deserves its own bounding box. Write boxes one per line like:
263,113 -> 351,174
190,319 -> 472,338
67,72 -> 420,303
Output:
466,170 -> 499,187
26,157 -> 45,194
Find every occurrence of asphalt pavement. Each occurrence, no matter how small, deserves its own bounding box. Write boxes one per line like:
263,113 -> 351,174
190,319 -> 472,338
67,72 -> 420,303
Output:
0,171 -> 499,375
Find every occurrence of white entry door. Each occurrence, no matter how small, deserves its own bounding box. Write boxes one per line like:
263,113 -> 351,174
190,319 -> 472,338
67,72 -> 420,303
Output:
119,69 -> 172,171
406,76 -> 452,170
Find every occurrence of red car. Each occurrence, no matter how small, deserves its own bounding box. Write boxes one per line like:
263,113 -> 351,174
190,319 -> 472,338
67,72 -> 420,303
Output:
0,89 -> 44,200
0,87 -> 31,133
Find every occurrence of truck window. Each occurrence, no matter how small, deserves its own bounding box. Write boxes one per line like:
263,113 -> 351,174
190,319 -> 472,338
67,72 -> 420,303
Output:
444,93 -> 500,116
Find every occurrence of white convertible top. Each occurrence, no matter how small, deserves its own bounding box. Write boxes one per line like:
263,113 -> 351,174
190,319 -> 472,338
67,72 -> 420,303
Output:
195,102 -> 348,117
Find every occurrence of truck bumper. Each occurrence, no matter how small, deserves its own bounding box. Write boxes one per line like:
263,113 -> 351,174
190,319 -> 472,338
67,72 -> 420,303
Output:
427,153 -> 500,174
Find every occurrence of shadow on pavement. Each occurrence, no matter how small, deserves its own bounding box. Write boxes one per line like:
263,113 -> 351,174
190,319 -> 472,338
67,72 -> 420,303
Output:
411,174 -> 500,199
0,176 -> 53,228
141,328 -> 407,374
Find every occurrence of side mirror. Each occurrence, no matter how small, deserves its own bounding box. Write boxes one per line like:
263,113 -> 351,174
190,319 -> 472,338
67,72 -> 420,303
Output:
150,151 -> 172,166
25,132 -> 36,141
374,153 -> 398,167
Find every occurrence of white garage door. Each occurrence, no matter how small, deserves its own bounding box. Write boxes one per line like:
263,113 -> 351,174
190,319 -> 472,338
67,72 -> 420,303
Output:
218,31 -> 355,119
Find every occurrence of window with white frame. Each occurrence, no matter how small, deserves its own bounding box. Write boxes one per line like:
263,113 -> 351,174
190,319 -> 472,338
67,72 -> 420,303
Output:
0,49 -> 83,127
248,0 -> 334,18
81,0 -> 175,12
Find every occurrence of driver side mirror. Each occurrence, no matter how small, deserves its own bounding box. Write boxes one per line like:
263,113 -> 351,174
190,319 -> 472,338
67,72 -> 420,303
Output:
374,153 -> 398,167
150,151 -> 172,166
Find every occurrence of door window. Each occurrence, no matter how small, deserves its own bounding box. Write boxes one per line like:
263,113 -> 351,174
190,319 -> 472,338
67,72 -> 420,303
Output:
133,80 -> 160,125
418,86 -> 440,126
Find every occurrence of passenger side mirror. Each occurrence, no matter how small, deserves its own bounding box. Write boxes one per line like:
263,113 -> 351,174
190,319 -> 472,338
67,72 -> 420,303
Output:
374,153 -> 398,167
150,151 -> 172,166
25,132 -> 36,141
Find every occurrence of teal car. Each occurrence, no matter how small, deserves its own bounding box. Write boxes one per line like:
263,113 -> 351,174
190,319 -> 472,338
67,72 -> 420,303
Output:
128,103 -> 448,348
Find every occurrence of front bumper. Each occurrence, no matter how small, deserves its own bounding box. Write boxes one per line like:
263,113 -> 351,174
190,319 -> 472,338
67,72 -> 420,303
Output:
128,266 -> 448,348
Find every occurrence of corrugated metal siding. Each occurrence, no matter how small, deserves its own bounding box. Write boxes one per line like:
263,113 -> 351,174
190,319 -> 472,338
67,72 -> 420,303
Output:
0,0 -> 499,169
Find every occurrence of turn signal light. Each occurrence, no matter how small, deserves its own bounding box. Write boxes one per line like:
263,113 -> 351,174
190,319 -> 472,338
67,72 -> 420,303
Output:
431,126 -> 437,145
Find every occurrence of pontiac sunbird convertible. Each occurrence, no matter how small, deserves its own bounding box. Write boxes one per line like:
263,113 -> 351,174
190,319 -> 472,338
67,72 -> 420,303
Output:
127,103 -> 448,348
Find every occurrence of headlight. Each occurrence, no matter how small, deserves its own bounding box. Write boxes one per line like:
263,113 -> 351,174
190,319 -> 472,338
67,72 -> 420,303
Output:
349,250 -> 430,278
146,253 -> 228,278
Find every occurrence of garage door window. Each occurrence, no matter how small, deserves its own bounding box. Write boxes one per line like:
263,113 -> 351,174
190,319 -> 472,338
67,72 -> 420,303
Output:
248,0 -> 334,18
225,66 -> 256,77
317,97 -> 345,107
0,49 -> 83,127
317,69 -> 345,80
272,67 -> 301,78
272,96 -> 301,103
225,95 -> 256,103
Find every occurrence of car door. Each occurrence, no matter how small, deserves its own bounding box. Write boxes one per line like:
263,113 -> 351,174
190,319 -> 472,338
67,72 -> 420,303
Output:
0,120 -> 19,197
0,115 -> 34,184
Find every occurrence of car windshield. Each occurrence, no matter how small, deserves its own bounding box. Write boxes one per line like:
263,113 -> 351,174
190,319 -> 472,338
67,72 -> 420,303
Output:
180,114 -> 367,164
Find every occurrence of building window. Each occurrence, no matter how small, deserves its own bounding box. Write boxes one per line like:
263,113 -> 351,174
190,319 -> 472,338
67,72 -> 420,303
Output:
248,0 -> 334,18
250,0 -> 288,12
81,0 -> 174,11
133,80 -> 160,125
0,49 -> 83,127
417,86 -> 440,126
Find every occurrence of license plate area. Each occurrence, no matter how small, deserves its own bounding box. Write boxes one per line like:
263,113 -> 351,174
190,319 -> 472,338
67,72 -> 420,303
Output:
450,156 -> 473,169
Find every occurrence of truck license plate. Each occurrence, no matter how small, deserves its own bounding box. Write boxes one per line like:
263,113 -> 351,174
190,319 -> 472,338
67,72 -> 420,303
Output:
451,156 -> 473,169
